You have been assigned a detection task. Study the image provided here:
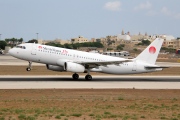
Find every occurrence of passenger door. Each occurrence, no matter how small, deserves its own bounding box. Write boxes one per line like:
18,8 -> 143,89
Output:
31,44 -> 37,55
132,61 -> 137,71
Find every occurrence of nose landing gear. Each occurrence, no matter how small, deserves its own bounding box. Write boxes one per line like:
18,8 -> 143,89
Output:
26,61 -> 32,71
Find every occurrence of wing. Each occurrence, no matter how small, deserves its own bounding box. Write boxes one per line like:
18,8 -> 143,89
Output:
76,59 -> 132,68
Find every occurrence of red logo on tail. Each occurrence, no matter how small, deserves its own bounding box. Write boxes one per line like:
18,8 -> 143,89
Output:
149,46 -> 156,54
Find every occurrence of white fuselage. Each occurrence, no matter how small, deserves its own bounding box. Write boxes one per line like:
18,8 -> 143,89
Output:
9,43 -> 160,74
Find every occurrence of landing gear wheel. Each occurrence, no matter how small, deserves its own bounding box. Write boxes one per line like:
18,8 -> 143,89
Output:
85,75 -> 92,81
72,73 -> 79,80
26,67 -> 31,71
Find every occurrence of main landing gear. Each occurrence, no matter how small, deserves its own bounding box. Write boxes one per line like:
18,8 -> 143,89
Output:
85,69 -> 92,80
72,73 -> 79,80
72,69 -> 92,80
85,74 -> 92,81
26,61 -> 32,71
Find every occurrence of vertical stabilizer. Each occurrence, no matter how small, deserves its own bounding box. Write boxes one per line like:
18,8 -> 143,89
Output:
135,38 -> 164,64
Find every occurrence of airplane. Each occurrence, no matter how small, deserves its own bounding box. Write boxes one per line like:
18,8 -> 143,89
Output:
9,38 -> 166,80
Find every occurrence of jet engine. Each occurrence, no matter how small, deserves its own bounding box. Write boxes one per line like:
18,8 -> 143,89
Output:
64,62 -> 85,73
46,64 -> 64,72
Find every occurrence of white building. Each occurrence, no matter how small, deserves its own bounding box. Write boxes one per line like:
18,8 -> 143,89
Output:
117,34 -> 131,40
161,35 -> 175,41
151,34 -> 175,41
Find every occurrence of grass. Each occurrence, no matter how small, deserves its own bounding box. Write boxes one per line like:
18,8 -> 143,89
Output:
140,115 -> 145,118
171,118 -> 178,120
0,104 -> 179,120
15,109 -> 25,114
71,113 -> 82,117
55,115 -> 61,119
26,116 -> 36,120
109,114 -> 118,118
0,89 -> 180,120
89,113 -> 94,116
18,114 -> 26,120
118,96 -> 124,100
0,117 -> 5,120
122,115 -> 131,120
60,113 -> 66,116
160,116 -> 167,119
104,111 -> 111,115
172,98 -> 178,101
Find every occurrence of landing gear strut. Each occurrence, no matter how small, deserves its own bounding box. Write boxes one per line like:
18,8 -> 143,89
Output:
72,73 -> 79,80
26,61 -> 32,71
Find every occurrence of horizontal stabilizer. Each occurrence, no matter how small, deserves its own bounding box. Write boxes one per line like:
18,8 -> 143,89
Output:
145,66 -> 169,70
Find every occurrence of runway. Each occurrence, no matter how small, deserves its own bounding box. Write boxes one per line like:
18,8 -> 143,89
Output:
0,75 -> 180,89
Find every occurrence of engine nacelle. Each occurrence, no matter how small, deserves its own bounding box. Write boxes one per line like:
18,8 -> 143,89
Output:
46,64 -> 64,72
64,62 -> 85,73
56,59 -> 68,67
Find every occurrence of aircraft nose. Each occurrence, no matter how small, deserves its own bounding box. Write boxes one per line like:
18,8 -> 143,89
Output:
8,49 -> 14,55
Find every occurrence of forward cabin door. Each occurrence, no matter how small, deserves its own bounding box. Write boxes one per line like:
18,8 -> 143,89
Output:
73,54 -> 76,60
31,44 -> 37,55
132,61 -> 137,71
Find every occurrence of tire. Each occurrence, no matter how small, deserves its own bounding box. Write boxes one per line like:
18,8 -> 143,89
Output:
72,73 -> 79,80
85,75 -> 92,80
26,67 -> 31,71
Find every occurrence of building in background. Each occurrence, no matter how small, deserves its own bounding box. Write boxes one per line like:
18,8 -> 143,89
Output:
36,30 -> 179,52
78,47 -> 104,53
71,36 -> 88,43
39,39 -> 70,45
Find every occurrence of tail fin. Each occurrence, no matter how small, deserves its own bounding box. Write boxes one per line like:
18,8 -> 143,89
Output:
135,38 -> 164,64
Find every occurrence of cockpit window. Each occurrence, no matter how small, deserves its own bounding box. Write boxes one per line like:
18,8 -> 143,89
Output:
16,46 -> 26,49
16,46 -> 22,48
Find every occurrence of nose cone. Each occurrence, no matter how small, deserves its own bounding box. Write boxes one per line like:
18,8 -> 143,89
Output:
8,49 -> 14,56
9,48 -> 21,59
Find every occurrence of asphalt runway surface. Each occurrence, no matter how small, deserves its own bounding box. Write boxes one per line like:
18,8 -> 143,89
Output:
0,76 -> 180,89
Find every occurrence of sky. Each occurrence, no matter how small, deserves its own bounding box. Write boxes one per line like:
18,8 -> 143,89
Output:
0,0 -> 180,41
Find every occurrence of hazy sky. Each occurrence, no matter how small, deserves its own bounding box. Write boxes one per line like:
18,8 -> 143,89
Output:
0,0 -> 180,41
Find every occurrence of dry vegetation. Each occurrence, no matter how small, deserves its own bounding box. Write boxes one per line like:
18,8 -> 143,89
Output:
0,89 -> 180,120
